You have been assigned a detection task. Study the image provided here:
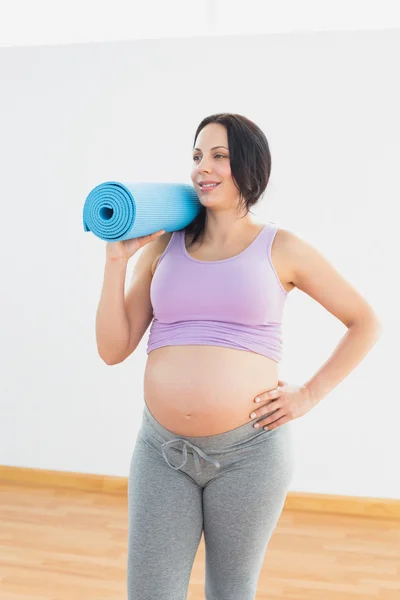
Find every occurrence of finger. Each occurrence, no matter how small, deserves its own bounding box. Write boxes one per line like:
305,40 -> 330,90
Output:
255,388 -> 280,403
259,412 -> 288,430
146,231 -> 164,243
250,401 -> 280,420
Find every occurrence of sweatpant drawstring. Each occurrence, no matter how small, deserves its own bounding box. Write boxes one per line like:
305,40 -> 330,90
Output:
161,438 -> 220,475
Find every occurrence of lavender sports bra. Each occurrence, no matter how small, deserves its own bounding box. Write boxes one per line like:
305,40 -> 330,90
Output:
146,222 -> 288,362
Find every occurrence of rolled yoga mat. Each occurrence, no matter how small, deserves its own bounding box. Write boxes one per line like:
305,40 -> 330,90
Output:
83,181 -> 202,242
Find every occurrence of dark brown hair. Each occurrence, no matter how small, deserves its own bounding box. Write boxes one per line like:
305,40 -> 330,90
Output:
185,113 -> 272,248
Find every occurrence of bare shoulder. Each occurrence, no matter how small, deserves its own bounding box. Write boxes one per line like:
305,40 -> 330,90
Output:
274,226 -> 381,327
151,231 -> 174,276
273,226 -> 333,283
272,226 -> 326,286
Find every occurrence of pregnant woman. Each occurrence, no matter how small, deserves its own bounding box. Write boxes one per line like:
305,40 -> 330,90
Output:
96,113 -> 382,600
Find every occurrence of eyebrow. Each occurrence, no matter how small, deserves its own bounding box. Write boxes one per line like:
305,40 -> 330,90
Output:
193,146 -> 229,152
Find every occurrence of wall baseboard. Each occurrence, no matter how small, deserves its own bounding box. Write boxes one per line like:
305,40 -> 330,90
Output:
1,465 -> 399,520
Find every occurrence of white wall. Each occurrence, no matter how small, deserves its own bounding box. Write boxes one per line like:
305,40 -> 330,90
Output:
2,0 -> 400,47
1,29 -> 398,499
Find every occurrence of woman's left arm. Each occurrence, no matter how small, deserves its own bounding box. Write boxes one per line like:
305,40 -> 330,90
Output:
283,229 -> 382,406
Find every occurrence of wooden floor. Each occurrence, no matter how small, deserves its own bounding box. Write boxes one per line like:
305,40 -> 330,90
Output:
1,482 -> 399,600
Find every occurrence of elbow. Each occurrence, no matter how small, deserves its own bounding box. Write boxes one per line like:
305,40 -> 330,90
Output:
97,340 -> 136,365
101,354 -> 126,365
97,351 -> 123,366
103,357 -> 120,366
351,315 -> 383,340
96,341 -> 126,365
369,315 -> 383,338
99,349 -> 133,365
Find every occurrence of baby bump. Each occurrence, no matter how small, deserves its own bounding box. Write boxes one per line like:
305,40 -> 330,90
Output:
143,344 -> 281,436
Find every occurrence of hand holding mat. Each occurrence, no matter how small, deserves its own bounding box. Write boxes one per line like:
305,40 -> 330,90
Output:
83,181 -> 201,242
105,229 -> 166,262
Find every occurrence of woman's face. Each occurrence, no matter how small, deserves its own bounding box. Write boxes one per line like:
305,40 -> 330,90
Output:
190,123 -> 240,207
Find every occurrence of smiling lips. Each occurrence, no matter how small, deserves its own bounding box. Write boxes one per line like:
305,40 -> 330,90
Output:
199,182 -> 221,191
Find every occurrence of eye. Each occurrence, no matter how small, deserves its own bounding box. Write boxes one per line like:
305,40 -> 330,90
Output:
193,154 -> 226,161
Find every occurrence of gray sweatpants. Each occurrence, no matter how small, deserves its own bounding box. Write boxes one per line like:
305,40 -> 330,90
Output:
127,401 -> 295,600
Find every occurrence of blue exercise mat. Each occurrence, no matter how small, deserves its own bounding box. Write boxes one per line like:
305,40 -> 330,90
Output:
83,181 -> 201,241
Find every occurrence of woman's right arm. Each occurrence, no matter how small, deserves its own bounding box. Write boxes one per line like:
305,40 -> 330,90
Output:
96,257 -> 131,364
95,230 -> 165,365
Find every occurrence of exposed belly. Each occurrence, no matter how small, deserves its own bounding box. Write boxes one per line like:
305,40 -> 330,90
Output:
143,345 -> 280,436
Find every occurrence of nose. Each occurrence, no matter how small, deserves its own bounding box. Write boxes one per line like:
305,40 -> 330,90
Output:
193,154 -> 214,171
198,159 -> 212,174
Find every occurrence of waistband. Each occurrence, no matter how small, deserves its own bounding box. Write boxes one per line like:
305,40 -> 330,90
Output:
142,400 -> 268,475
